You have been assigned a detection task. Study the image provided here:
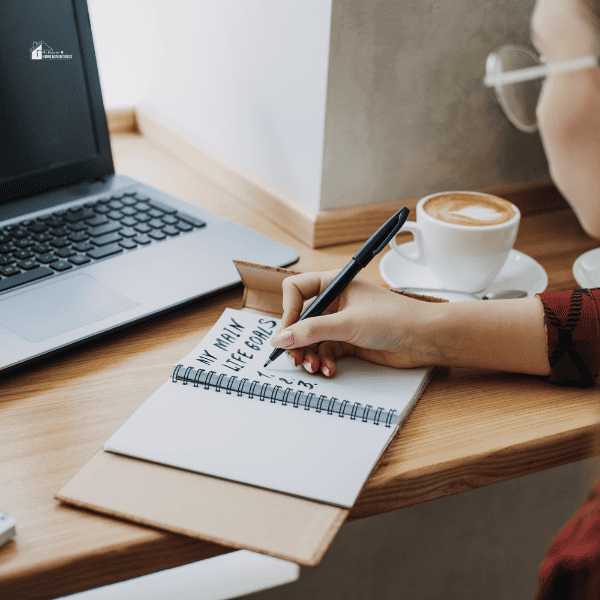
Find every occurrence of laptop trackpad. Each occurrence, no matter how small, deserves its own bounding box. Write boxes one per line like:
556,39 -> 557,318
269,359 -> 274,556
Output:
0,274 -> 139,343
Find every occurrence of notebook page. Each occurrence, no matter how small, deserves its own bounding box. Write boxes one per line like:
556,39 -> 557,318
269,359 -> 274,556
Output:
176,308 -> 430,414
104,379 -> 394,507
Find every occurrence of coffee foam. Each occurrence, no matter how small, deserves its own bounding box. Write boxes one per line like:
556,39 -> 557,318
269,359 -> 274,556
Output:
423,194 -> 516,226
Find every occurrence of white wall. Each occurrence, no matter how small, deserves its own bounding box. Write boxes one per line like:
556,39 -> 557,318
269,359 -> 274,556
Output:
148,1 -> 332,212
89,0 -> 331,212
88,0 -> 163,110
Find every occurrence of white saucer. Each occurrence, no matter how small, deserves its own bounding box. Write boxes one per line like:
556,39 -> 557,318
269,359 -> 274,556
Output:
573,247 -> 600,288
379,243 -> 548,297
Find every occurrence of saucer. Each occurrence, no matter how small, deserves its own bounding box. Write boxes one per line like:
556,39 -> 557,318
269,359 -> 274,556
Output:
379,243 -> 548,297
573,247 -> 600,288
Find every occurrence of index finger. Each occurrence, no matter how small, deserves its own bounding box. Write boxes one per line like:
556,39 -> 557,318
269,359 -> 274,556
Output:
280,270 -> 341,330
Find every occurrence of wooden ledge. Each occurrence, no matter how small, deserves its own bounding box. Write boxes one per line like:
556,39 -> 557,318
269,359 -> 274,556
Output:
107,108 -> 139,135
123,107 -> 568,248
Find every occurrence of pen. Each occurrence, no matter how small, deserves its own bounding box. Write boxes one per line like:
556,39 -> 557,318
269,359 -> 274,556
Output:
264,206 -> 410,367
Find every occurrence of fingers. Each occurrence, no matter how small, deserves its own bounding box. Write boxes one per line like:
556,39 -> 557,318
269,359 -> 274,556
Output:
279,271 -> 340,330
271,310 -> 349,350
286,340 -> 354,377
316,341 -> 353,377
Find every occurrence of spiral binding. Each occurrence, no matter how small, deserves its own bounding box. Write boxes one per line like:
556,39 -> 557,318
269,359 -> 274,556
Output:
172,364 -> 399,427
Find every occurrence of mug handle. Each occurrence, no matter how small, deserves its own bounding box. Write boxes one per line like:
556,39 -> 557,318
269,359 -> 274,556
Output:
389,221 -> 426,265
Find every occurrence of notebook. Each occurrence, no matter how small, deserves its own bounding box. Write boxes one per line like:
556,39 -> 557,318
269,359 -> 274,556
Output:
0,0 -> 298,374
103,307 -> 432,508
57,262 -> 445,564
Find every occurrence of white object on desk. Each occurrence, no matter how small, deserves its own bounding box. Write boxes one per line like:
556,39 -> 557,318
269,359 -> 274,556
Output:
379,245 -> 548,296
573,247 -> 600,288
56,550 -> 300,600
0,510 -> 16,548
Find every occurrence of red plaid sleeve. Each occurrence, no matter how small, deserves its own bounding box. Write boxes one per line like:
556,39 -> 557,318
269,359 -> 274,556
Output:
535,288 -> 600,386
534,480 -> 600,600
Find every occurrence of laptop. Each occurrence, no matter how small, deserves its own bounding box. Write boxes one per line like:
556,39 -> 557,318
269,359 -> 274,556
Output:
0,0 -> 299,374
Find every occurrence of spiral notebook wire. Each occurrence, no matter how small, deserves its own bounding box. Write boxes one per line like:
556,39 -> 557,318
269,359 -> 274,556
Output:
172,364 -> 400,427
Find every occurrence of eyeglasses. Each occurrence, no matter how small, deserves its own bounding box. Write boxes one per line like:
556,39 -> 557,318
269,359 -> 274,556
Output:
484,44 -> 599,133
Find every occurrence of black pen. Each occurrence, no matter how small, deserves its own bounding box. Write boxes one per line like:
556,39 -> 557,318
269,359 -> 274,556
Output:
264,207 -> 410,367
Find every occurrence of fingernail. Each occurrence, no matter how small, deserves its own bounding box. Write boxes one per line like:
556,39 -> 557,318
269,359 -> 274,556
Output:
287,352 -> 298,367
303,359 -> 316,373
322,365 -> 331,377
271,329 -> 294,348
321,358 -> 334,377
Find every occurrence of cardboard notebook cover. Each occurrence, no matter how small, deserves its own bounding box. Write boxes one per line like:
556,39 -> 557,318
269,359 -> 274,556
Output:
56,261 -> 446,566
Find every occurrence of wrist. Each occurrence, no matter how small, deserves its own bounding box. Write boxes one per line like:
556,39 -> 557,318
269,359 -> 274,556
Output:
425,297 -> 551,375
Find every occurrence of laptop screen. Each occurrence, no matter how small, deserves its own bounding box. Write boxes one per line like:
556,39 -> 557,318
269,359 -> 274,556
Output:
0,0 -> 113,203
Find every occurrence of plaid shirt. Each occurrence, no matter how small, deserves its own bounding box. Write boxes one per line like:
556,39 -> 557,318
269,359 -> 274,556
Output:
534,288 -> 599,599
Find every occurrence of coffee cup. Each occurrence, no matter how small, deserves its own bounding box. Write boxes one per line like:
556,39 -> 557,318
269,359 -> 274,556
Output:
390,191 -> 520,293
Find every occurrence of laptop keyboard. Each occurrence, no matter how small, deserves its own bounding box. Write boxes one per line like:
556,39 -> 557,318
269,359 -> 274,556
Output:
0,191 -> 205,294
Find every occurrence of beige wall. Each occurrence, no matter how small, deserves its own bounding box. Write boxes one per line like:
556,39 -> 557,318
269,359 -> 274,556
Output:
94,0 -> 551,214
321,0 -> 549,210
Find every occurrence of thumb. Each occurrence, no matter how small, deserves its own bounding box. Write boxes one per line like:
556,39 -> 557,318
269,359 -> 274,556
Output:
271,313 -> 349,349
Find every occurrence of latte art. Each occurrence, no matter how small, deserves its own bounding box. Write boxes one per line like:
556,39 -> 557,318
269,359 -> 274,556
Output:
423,193 -> 516,226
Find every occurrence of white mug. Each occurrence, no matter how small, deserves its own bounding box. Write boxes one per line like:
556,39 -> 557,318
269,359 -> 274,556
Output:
390,191 -> 521,293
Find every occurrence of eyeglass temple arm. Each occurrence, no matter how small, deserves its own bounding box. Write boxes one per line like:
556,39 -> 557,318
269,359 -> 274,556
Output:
484,54 -> 599,87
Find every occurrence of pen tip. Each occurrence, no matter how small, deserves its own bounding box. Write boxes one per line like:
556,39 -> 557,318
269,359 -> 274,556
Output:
263,360 -> 271,368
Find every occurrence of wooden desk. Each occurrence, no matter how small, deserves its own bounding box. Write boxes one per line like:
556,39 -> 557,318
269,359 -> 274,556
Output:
1,133 -> 598,600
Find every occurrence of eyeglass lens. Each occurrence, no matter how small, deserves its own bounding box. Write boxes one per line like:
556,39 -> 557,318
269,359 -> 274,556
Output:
486,45 -> 543,133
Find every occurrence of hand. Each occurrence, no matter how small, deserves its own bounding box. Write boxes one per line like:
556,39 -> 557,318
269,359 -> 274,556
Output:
270,270 -> 446,377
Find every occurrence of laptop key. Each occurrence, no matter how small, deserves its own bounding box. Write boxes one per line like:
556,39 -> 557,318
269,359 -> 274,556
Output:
133,234 -> 151,245
162,225 -> 180,236
177,214 -> 206,228
68,231 -> 89,243
69,254 -> 91,265
27,221 -> 48,233
14,238 -> 34,249
118,239 -> 137,250
37,252 -> 58,264
55,247 -> 76,258
175,221 -> 193,232
87,243 -> 123,259
32,232 -> 53,243
88,221 -> 121,237
50,260 -> 73,271
148,200 -> 177,214
0,266 -> 53,293
0,265 -> 20,277
120,227 -> 137,238
91,232 -> 122,246
17,260 -> 40,270
73,241 -> 94,252
86,215 -> 109,227
148,230 -> 166,241
31,243 -> 52,254
50,237 -> 70,249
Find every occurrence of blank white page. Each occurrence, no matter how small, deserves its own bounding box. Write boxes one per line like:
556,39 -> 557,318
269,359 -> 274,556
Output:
104,380 -> 394,508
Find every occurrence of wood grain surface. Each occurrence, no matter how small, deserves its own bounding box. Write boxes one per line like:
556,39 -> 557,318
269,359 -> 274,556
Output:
1,133 -> 598,599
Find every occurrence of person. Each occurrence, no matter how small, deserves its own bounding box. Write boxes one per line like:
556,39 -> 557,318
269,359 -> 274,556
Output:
270,0 -> 600,597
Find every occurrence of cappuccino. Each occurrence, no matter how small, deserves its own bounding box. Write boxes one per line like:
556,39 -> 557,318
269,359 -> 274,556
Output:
423,193 -> 517,226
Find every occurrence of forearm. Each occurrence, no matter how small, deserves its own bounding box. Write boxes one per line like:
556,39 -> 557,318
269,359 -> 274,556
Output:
429,297 -> 551,376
